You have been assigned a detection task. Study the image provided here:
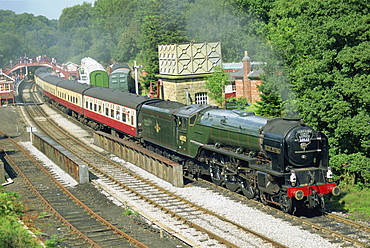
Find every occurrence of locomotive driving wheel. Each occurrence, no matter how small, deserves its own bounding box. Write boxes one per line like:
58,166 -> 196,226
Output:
225,157 -> 240,192
239,178 -> 255,199
225,174 -> 239,191
279,192 -> 293,213
209,153 -> 224,186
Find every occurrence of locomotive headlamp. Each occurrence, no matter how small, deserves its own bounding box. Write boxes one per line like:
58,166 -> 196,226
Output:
326,167 -> 333,182
294,190 -> 304,200
290,170 -> 297,186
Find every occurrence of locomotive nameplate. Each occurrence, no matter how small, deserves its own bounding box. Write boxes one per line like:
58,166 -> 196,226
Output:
264,145 -> 281,154
295,129 -> 313,143
179,135 -> 187,142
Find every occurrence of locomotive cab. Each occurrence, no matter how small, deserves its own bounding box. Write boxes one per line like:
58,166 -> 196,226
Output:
173,104 -> 215,156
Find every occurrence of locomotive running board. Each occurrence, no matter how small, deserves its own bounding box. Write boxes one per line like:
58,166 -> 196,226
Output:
198,143 -> 285,177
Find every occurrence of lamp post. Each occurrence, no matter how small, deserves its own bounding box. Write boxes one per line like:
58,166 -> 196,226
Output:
133,61 -> 143,95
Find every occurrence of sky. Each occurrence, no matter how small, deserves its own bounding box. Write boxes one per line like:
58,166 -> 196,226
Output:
0,0 -> 95,20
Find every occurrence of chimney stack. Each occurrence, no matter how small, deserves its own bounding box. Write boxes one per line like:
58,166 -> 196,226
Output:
242,51 -> 252,102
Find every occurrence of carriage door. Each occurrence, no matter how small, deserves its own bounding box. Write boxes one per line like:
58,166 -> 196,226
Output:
177,116 -> 188,153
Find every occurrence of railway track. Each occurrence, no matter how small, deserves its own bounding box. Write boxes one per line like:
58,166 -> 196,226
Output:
9,81 -> 181,247
0,132 -> 148,248
20,81 -> 294,246
193,178 -> 370,247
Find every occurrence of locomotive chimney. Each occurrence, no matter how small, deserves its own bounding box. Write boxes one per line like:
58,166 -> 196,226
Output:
242,51 -> 252,103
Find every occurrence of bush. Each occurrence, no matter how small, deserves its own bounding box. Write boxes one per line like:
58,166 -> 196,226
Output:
0,187 -> 41,247
0,188 -> 23,217
330,153 -> 370,189
0,216 -> 41,248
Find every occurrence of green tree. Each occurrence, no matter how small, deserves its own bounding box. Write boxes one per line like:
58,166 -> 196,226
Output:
265,0 -> 370,187
255,83 -> 282,117
233,0 -> 275,23
205,66 -> 229,108
330,153 -> 370,189
0,10 -> 57,65
138,0 -> 188,89
57,3 -> 92,62
186,0 -> 265,62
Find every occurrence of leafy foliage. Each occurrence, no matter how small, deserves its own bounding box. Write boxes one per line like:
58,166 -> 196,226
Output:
255,83 -> 282,117
186,0 -> 265,62
0,188 -> 23,217
0,216 -> 41,248
138,0 -> 188,88
205,66 -> 230,107
226,97 -> 250,110
263,0 -> 370,187
0,188 -> 40,247
330,153 -> 370,189
0,10 -> 57,64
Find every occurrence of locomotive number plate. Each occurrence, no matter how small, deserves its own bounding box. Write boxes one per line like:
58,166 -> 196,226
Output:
179,135 -> 187,142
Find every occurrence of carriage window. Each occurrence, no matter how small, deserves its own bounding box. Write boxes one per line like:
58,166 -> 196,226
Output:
105,107 -> 109,116
111,109 -> 114,118
90,102 -> 93,110
94,104 -> 97,112
116,106 -> 121,120
85,100 -> 88,108
122,109 -> 127,122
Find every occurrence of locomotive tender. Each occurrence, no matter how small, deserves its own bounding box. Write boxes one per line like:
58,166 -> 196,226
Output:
34,67 -> 339,213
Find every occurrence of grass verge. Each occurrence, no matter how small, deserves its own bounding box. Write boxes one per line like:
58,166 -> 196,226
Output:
330,186 -> 370,222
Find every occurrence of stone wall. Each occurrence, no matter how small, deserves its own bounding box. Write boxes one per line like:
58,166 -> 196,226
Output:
160,77 -> 217,105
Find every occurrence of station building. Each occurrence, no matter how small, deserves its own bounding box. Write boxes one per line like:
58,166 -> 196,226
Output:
156,42 -> 221,105
156,42 -> 264,106
0,71 -> 15,106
